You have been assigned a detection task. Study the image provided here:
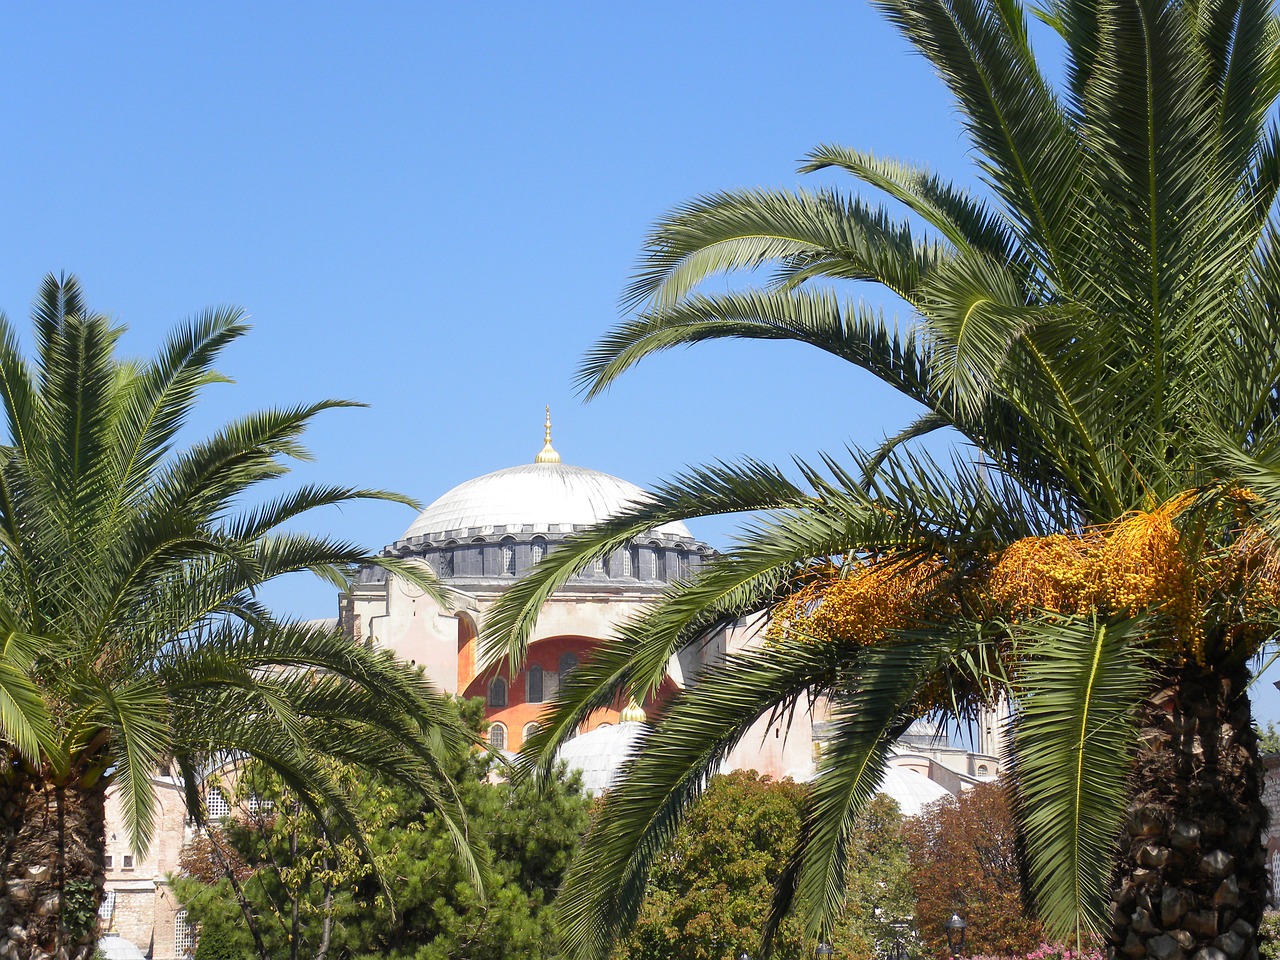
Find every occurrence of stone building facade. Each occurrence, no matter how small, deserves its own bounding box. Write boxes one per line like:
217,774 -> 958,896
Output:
99,777 -> 194,959
1262,752 -> 1280,903
341,429 -> 719,755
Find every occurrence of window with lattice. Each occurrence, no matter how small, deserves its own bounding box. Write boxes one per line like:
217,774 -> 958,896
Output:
206,786 -> 230,821
489,723 -> 507,751
174,909 -> 195,957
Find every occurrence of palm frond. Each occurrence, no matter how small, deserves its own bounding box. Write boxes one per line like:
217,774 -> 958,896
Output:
1011,615 -> 1154,944
555,633 -> 885,960
580,290 -> 934,404
800,145 -> 1019,262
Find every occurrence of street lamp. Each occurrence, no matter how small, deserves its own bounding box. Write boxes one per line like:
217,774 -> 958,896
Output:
816,945 -> 834,959
944,914 -> 967,959
738,952 -> 751,960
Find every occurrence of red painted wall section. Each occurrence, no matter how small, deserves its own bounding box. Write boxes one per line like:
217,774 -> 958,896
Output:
461,634 -> 675,752
456,612 -> 478,692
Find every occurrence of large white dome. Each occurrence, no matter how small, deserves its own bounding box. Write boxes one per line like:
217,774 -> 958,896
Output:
403,461 -> 694,542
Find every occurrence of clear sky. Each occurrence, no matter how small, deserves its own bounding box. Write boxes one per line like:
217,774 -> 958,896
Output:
3,3 -> 1278,721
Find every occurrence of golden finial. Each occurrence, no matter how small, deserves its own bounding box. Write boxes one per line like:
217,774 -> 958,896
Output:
620,697 -> 647,724
534,406 -> 561,464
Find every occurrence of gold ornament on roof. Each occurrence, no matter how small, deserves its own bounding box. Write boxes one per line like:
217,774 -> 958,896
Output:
620,697 -> 647,724
534,406 -> 561,464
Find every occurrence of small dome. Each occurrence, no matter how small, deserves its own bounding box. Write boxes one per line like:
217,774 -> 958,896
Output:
403,461 -> 693,542
557,721 -> 646,796
899,718 -> 948,747
97,937 -> 147,960
877,765 -> 953,817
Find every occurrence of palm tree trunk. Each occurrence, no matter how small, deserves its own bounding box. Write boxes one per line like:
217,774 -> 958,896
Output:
0,759 -> 106,960
1108,661 -> 1268,960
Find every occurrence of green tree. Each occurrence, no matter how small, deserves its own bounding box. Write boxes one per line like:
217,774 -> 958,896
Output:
1256,721 -> 1280,755
617,773 -> 912,960
0,276 -> 477,960
483,0 -> 1280,956
174,698 -> 592,960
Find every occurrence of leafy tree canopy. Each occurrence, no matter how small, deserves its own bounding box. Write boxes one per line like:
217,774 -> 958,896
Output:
618,772 -> 914,960
903,782 -> 1042,958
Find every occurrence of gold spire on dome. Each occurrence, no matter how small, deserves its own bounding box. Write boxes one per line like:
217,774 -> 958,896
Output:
620,697 -> 647,724
534,406 -> 561,464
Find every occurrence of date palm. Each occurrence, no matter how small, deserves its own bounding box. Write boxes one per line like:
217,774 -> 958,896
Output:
483,0 -> 1280,957
0,275 -> 477,960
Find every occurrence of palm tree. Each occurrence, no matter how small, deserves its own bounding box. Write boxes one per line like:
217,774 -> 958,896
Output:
0,275 -> 478,960
481,0 -> 1280,957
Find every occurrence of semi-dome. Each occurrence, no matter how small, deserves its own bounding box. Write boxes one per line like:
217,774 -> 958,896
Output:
877,765 -> 953,817
403,461 -> 693,541
557,721 -> 646,796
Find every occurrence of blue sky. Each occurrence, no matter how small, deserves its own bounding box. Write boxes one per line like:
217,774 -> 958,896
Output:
4,3 -> 1278,721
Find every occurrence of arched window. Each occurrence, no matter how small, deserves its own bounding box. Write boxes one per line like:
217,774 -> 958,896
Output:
531,536 -> 548,563
501,537 -> 516,575
489,722 -> 507,751
434,550 -> 454,578
488,676 -> 508,708
527,665 -> 544,703
523,722 -> 541,742
674,547 -> 689,580
559,652 -> 579,677
650,543 -> 666,580
628,544 -> 641,578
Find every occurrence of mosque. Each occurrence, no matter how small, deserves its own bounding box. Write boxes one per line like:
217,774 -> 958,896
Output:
338,413 -> 1006,802
98,414 -> 1005,959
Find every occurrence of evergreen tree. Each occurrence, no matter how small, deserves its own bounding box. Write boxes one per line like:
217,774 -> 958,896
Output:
174,699 -> 591,960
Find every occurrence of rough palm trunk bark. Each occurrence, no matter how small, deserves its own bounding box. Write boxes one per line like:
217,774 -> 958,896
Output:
1107,661 -> 1268,960
0,758 -> 106,960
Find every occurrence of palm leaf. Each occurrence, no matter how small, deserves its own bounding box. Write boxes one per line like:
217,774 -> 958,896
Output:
1011,615 -> 1154,944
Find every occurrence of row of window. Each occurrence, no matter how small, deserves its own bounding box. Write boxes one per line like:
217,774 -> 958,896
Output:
204,786 -> 271,822
488,720 -> 613,751
432,537 -> 551,577
488,721 -> 542,751
431,541 -> 694,579
487,653 -> 578,707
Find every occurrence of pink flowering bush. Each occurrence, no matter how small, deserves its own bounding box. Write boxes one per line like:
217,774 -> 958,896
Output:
965,944 -> 1104,960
